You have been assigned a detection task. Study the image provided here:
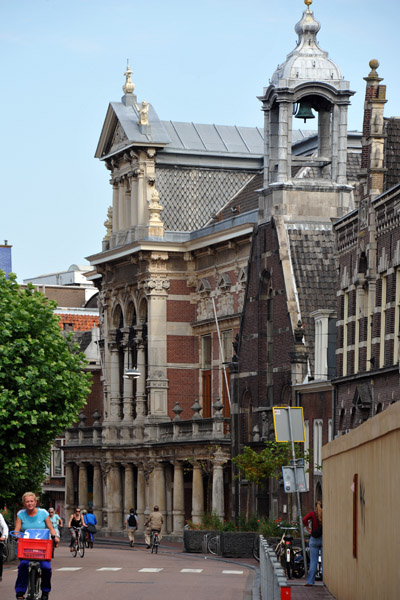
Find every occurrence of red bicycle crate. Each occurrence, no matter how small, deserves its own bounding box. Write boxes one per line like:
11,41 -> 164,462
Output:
17,538 -> 53,560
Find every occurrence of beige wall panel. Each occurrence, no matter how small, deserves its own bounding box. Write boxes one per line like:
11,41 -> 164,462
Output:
322,402 -> 400,599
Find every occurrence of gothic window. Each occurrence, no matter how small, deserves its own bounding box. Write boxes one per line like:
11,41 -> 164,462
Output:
50,438 -> 65,477
201,335 -> 212,418
313,419 -> 323,473
304,420 -> 310,489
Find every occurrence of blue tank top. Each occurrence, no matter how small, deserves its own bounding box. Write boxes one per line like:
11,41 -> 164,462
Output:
18,508 -> 49,532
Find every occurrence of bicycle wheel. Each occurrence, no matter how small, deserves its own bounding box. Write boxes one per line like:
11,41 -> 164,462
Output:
27,564 -> 40,600
154,536 -> 159,554
252,536 -> 260,562
72,539 -> 78,557
0,541 -> 8,563
79,536 -> 85,558
207,536 -> 218,555
85,533 -> 90,549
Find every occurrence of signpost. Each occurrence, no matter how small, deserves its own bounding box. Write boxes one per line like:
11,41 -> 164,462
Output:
272,406 -> 308,575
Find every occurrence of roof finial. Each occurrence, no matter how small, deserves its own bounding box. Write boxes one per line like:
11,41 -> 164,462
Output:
123,60 -> 135,95
304,0 -> 312,9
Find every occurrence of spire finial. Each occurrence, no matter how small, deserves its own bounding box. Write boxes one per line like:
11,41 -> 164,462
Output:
123,60 -> 135,95
304,0 -> 312,9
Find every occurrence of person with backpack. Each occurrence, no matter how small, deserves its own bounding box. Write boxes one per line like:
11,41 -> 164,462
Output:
302,500 -> 323,586
125,508 -> 138,547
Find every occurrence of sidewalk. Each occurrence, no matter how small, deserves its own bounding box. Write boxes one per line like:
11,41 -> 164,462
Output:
289,581 -> 335,599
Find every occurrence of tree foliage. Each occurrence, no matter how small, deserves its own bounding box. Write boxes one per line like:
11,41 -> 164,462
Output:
0,272 -> 92,502
232,441 -> 311,519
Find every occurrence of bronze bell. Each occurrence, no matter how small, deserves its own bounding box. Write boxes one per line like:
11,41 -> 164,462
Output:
295,101 -> 315,123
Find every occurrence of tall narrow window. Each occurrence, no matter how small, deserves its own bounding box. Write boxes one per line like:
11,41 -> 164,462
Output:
221,330 -> 232,418
343,292 -> 349,376
304,420 -> 310,489
313,419 -> 323,473
379,275 -> 387,368
394,269 -> 400,364
201,335 -> 212,418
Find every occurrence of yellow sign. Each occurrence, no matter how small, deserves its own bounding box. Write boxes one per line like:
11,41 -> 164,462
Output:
272,406 -> 305,442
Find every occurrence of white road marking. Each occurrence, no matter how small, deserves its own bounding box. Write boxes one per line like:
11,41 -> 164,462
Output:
222,570 -> 244,575
96,567 -> 122,571
139,568 -> 163,573
180,569 -> 203,573
56,567 -> 83,571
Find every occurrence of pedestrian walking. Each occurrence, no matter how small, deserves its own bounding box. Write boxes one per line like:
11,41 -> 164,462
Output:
302,500 -> 323,586
125,508 -> 138,547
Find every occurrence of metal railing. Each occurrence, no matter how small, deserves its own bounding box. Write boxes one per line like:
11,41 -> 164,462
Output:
259,536 -> 290,600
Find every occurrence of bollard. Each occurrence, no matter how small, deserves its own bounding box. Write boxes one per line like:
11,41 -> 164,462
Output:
281,587 -> 291,599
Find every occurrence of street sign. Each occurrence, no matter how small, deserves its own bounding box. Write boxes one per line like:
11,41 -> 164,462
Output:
272,407 -> 305,442
282,466 -> 308,493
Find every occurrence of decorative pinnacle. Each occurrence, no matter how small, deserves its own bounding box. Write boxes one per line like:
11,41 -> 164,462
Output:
304,0 -> 313,6
368,59 -> 380,78
123,60 -> 135,95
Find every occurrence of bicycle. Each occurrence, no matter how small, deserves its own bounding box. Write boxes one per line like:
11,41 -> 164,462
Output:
71,527 -> 85,558
207,534 -> 219,555
83,528 -> 94,549
149,529 -> 160,554
252,534 -> 260,562
11,531 -> 54,600
274,526 -> 301,580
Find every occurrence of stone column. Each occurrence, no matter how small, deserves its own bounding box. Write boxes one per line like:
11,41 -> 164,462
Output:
122,333 -> 134,428
337,104 -> 349,185
191,464 -> 204,525
65,462 -> 75,515
129,172 -> 138,227
118,177 -> 127,230
109,341 -> 121,426
277,102 -> 289,183
124,464 -> 135,514
211,452 -> 227,520
134,336 -> 147,430
112,181 -> 119,233
165,465 -> 173,534
153,463 -> 166,516
137,165 -> 146,226
78,463 -> 89,510
172,462 -> 185,534
108,463 -> 123,532
92,462 -> 103,528
136,465 -> 145,532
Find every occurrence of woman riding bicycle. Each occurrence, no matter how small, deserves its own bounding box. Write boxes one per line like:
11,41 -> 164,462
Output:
48,509 -> 63,548
14,492 -> 59,600
67,508 -> 85,552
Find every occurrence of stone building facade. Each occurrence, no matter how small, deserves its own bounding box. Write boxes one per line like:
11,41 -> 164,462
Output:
62,0 -> 375,529
334,62 -> 400,434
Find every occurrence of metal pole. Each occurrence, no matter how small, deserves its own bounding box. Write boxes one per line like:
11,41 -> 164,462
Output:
211,297 -> 231,408
287,407 -> 308,576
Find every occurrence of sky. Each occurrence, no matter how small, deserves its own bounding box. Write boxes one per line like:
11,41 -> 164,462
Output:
1,0 -> 399,282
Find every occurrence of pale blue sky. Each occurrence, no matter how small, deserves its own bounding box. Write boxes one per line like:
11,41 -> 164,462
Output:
1,0 -> 398,282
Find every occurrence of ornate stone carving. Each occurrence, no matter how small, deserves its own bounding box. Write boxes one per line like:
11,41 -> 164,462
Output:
135,100 -> 149,126
104,206 -> 113,240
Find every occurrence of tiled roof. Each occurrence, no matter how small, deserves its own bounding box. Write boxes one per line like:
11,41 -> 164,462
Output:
293,151 -> 361,183
385,118 -> 400,190
156,167 -> 255,231
287,225 -> 337,375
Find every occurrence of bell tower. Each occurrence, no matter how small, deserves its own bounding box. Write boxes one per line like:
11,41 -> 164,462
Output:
258,0 -> 355,222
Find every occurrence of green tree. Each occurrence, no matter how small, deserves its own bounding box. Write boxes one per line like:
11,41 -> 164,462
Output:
0,272 -> 92,502
232,441 -> 310,520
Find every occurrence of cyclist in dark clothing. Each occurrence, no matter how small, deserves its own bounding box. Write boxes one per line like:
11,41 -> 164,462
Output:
67,508 -> 85,552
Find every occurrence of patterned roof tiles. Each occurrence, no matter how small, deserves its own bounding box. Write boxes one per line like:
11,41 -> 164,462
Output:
287,224 -> 337,374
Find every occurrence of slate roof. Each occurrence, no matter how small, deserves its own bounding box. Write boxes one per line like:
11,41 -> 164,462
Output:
287,224 -> 337,375
385,118 -> 400,191
156,167 -> 256,231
